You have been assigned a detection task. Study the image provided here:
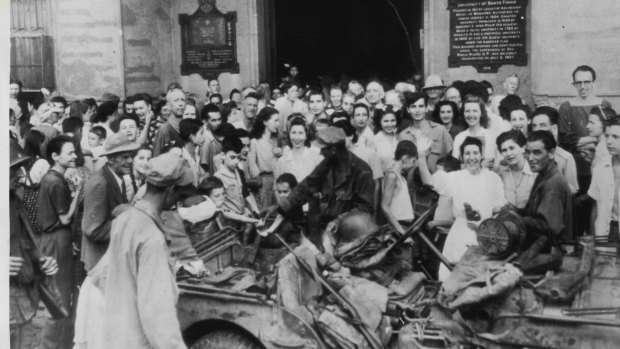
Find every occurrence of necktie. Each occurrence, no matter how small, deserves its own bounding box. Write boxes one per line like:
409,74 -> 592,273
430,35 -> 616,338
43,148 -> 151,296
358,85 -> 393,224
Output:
121,178 -> 128,203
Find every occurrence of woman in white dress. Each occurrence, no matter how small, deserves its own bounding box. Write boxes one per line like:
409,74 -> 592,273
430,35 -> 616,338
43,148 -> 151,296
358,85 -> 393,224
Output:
452,97 -> 498,169
274,116 -> 322,183
372,108 -> 401,173
418,136 -> 506,281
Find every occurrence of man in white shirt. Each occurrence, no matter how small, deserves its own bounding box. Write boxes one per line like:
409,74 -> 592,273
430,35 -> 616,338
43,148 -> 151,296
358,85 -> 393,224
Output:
589,119 -> 620,244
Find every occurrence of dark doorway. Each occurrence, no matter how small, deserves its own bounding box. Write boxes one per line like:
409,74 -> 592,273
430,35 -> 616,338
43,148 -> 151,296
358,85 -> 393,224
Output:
273,0 -> 423,87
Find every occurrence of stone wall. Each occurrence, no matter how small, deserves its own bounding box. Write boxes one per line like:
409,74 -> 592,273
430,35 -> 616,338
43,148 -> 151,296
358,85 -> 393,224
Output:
120,0 -> 175,97
54,0 -> 126,99
530,0 -> 620,107
51,0 -> 259,101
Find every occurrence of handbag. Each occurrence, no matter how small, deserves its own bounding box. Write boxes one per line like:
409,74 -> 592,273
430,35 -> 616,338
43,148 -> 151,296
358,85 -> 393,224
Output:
22,167 -> 42,235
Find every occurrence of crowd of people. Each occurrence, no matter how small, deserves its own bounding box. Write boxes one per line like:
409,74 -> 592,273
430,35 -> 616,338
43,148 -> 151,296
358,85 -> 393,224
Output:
8,63 -> 619,348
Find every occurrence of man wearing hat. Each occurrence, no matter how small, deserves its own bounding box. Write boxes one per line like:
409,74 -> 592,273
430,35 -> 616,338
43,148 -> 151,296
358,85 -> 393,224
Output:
99,151 -> 192,349
268,126 -> 375,242
422,74 -> 446,114
82,132 -> 140,272
9,139 -> 59,349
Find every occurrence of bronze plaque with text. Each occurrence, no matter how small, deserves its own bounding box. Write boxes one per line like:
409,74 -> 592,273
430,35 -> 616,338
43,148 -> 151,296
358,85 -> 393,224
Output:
179,3 -> 239,78
448,0 -> 528,73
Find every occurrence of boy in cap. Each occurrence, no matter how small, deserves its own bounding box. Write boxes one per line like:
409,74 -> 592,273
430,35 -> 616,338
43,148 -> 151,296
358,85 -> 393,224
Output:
99,151 -> 192,349
82,132 -> 140,272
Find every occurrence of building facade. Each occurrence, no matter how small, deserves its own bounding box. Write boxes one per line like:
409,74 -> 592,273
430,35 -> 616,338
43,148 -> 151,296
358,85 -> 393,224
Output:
10,0 -> 620,106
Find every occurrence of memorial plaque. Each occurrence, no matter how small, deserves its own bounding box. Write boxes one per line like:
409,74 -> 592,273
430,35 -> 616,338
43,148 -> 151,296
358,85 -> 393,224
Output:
448,0 -> 528,73
179,0 -> 239,78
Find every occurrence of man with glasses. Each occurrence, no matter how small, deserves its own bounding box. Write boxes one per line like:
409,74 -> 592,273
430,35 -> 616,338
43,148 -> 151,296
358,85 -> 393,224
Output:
559,65 -> 612,235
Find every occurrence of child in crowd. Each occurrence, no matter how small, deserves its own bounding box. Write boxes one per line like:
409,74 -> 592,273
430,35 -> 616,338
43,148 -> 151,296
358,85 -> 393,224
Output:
87,126 -> 106,160
172,176 -> 259,262
84,126 -> 107,171
254,173 -> 304,273
381,140 -> 418,235
214,136 -> 261,243
201,176 -> 260,225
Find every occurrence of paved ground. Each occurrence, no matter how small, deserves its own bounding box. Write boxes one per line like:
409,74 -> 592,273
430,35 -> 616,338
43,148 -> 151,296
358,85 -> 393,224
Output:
19,303 -> 48,349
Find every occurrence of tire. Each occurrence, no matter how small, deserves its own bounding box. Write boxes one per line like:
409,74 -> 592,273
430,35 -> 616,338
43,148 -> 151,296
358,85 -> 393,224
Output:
190,329 -> 263,349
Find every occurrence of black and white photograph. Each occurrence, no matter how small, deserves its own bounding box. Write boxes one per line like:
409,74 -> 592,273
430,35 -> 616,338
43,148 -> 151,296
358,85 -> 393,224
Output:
3,0 -> 620,348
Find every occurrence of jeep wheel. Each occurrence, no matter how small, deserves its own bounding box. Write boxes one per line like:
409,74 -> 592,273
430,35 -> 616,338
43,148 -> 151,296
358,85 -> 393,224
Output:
190,330 -> 263,349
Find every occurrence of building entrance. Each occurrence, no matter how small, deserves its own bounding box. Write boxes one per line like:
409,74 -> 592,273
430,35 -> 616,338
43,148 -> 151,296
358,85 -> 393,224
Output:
271,0 -> 424,86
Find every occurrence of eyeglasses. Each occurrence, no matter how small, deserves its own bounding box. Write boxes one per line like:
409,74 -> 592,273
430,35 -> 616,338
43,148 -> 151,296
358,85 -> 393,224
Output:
572,80 -> 593,87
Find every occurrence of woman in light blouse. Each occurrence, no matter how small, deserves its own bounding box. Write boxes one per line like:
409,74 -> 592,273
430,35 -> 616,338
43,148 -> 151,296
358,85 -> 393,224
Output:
248,107 -> 283,209
274,115 -> 322,183
496,130 -> 537,210
452,96 -> 497,169
372,108 -> 401,173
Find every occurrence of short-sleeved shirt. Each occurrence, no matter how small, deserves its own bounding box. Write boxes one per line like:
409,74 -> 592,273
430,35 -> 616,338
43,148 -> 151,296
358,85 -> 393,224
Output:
248,137 -> 278,178
399,121 -> 453,173
431,171 -> 454,222
588,157 -> 620,237
38,169 -> 71,233
199,129 -> 222,175
152,119 -> 183,156
215,167 -> 248,215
